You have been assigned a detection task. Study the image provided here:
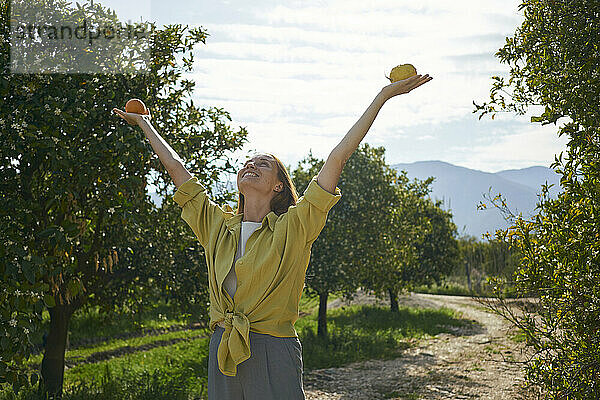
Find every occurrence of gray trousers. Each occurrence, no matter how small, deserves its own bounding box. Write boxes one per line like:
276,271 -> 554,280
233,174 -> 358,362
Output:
208,325 -> 306,400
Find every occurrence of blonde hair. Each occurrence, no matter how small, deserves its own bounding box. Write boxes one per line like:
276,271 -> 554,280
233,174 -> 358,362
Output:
236,153 -> 298,216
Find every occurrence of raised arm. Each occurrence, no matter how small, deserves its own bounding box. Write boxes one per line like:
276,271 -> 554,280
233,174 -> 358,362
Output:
112,107 -> 192,188
316,73 -> 433,194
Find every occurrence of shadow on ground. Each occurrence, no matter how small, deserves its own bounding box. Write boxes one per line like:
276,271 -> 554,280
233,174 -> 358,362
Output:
304,348 -> 490,400
300,303 -> 485,373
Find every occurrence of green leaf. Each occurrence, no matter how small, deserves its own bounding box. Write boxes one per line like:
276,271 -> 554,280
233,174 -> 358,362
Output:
62,220 -> 79,234
43,294 -> 56,308
531,116 -> 543,123
67,280 -> 80,297
44,197 -> 58,212
30,372 -> 39,386
22,261 -> 36,285
37,227 -> 58,239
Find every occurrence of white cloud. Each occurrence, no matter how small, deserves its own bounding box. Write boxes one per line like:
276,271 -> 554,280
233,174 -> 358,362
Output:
260,0 -> 523,36
94,0 -> 152,23
171,0 -> 545,174
446,122 -> 570,172
417,134 -> 435,141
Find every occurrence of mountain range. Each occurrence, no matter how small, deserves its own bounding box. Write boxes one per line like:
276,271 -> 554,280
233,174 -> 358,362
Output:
391,160 -> 564,240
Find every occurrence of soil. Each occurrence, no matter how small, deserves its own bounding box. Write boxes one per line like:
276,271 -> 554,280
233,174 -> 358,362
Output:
303,290 -> 535,400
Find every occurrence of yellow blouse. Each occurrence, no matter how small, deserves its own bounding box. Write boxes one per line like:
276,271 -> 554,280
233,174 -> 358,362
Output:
172,175 -> 342,376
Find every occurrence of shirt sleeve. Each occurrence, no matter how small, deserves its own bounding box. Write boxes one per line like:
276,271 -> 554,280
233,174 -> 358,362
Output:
286,176 -> 342,244
172,176 -> 228,247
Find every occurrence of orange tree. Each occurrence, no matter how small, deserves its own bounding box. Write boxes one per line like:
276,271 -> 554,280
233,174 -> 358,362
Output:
356,169 -> 419,313
403,196 -> 459,291
291,144 -> 442,337
292,145 -> 396,339
474,0 -> 600,397
0,0 -> 246,397
359,168 -> 459,312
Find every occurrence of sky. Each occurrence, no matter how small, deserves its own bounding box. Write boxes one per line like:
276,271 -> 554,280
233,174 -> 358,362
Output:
98,0 -> 570,175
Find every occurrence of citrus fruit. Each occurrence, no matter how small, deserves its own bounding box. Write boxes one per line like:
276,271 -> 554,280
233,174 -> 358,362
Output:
386,64 -> 417,83
125,98 -> 149,115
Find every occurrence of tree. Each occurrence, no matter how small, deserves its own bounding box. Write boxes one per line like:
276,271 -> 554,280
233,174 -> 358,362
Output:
459,235 -> 519,288
0,0 -> 247,396
401,197 -> 460,291
292,144 -> 396,339
357,164 -> 460,312
356,168 -> 419,312
357,169 -> 413,313
474,0 -> 600,397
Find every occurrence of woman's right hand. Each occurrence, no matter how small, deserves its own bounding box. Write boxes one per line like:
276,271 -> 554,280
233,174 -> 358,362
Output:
378,74 -> 432,102
112,107 -> 151,127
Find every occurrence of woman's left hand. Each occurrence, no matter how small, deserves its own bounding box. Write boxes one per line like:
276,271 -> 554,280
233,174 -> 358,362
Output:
379,73 -> 433,101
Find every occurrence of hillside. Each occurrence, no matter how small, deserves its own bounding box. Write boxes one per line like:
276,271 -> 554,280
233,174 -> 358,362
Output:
392,160 -> 563,239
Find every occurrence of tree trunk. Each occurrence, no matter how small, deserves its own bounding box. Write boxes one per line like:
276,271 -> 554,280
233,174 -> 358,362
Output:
40,304 -> 73,399
388,287 -> 399,313
465,260 -> 471,291
317,292 -> 328,340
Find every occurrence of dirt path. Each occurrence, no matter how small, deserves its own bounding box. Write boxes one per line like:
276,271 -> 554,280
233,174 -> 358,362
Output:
303,290 -> 532,400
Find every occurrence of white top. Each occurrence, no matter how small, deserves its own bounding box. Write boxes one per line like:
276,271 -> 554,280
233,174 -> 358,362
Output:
223,220 -> 262,299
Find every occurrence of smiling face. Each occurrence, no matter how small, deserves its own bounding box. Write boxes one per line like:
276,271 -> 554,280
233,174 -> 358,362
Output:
237,153 -> 283,198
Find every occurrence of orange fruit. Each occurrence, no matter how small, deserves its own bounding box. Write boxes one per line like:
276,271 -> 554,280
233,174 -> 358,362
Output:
125,99 -> 149,115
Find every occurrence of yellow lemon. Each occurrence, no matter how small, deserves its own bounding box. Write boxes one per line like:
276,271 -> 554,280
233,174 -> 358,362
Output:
386,64 -> 417,83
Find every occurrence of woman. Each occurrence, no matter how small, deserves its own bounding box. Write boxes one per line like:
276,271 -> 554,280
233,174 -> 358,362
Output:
113,72 -> 432,399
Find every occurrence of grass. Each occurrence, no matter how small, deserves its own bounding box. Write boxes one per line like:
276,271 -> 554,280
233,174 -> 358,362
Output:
470,365 -> 485,372
37,301 -> 193,346
1,290 -> 473,400
413,282 -> 474,296
2,337 -> 210,400
509,330 -> 527,343
295,303 -> 473,370
1,366 -> 206,400
32,289 -> 337,348
24,288 -> 336,359
24,300 -> 197,359
25,328 -> 209,368
412,281 -> 518,298
484,344 -> 501,354
298,290 -> 340,315
64,336 -> 209,390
